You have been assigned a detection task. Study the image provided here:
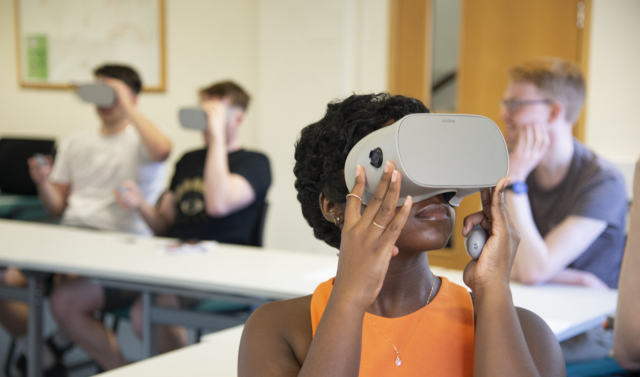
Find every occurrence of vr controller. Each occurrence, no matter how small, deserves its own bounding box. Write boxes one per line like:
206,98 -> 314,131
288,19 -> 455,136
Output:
33,153 -> 48,167
343,113 -> 509,259
76,84 -> 117,108
465,225 -> 488,259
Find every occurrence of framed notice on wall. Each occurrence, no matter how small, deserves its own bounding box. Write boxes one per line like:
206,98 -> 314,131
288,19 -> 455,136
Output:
15,0 -> 166,92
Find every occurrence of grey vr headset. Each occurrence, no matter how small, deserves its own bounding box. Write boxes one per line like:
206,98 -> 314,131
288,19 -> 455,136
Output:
178,107 -> 233,131
344,113 -> 509,207
179,108 -> 208,131
76,84 -> 117,108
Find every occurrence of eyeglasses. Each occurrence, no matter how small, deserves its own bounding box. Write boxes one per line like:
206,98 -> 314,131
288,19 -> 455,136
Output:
500,98 -> 553,113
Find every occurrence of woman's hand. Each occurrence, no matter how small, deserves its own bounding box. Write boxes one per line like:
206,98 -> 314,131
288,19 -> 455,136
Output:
332,161 -> 412,311
462,177 -> 520,291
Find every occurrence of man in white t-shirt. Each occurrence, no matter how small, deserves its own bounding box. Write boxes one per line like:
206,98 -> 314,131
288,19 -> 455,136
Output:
28,65 -> 170,235
21,65 -> 176,372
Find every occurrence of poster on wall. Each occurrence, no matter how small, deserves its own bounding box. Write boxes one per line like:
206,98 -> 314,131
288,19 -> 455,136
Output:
15,0 -> 166,92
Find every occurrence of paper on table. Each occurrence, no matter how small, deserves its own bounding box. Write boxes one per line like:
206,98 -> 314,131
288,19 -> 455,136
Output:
156,241 -> 218,256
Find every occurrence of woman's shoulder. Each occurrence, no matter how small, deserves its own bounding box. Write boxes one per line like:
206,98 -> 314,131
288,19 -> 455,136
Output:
240,295 -> 314,372
248,295 -> 313,331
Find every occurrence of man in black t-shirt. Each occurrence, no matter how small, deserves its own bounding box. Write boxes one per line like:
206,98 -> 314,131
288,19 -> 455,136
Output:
116,81 -> 271,245
163,148 -> 270,244
114,81 -> 271,357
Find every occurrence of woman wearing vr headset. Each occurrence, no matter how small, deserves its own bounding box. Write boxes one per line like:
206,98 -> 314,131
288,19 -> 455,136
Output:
239,94 -> 564,376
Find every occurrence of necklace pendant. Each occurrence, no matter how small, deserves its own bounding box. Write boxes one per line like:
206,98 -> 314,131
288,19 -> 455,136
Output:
395,355 -> 402,367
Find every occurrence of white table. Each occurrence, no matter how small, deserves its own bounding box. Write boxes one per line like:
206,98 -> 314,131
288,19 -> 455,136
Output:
0,219 -> 338,299
431,267 -> 618,341
0,219 -> 338,377
95,326 -> 244,377
0,219 -> 619,375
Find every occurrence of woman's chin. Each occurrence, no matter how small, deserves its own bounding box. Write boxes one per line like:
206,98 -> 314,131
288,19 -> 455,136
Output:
395,236 -> 452,254
396,221 -> 454,252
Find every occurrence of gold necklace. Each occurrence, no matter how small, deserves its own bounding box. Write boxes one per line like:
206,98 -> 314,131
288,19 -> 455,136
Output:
367,273 -> 437,367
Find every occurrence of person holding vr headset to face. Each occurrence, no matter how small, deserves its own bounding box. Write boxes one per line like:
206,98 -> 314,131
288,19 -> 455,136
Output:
28,64 -> 171,234
238,93 -> 565,376
111,81 -> 270,366
501,58 -> 627,363
114,80 -> 271,245
17,64 -> 174,373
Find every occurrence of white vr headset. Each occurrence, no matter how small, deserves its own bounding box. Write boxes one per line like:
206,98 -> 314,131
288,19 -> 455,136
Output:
179,108 -> 208,131
178,107 -> 233,131
76,84 -> 117,108
344,113 -> 509,207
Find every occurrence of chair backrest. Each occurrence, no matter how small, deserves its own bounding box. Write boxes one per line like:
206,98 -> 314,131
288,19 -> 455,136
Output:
249,200 -> 268,247
0,138 -> 55,195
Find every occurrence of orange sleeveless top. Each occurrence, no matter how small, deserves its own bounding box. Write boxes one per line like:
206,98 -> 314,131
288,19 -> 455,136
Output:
310,277 -> 475,376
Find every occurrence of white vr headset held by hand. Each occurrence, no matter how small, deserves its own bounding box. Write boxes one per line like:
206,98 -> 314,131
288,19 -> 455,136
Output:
178,107 -> 233,131
343,113 -> 509,259
76,84 -> 117,108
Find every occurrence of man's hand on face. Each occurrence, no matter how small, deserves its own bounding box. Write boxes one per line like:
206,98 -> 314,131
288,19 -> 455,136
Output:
201,99 -> 228,143
100,77 -> 136,112
508,123 -> 550,182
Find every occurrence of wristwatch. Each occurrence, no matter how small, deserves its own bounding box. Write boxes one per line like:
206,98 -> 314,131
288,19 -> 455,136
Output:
505,181 -> 528,194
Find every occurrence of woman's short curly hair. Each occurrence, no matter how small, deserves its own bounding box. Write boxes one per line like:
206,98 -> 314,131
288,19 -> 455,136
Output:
294,93 -> 429,249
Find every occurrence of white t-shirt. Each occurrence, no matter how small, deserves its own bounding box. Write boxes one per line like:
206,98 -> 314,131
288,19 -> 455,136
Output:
50,126 -> 167,236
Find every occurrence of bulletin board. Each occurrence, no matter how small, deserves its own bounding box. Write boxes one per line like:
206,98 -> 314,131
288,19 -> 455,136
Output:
14,0 -> 166,92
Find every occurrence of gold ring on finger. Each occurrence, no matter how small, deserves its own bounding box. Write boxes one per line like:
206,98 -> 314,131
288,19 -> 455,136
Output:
372,221 -> 386,230
485,213 -> 493,223
346,193 -> 363,203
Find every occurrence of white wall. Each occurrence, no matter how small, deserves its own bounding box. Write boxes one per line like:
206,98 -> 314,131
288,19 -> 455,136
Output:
585,0 -> 640,196
256,0 -> 389,254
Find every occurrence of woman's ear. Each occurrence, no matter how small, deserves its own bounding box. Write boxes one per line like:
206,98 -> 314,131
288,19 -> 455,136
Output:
319,193 -> 345,226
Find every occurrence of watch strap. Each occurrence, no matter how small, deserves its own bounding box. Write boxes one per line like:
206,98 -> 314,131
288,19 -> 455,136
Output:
506,181 -> 528,194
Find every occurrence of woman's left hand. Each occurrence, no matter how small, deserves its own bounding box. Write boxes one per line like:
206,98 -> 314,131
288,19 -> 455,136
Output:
462,177 -> 520,290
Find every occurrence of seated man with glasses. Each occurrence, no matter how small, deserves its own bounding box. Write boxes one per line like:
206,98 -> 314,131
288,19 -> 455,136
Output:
501,57 -> 627,362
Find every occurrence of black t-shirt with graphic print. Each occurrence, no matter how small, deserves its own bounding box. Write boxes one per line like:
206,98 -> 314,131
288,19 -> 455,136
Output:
165,148 -> 271,245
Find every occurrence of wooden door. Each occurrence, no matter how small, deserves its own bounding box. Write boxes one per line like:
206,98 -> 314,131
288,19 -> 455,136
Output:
388,0 -> 591,269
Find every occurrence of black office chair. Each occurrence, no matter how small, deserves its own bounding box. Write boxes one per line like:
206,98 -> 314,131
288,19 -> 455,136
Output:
249,200 -> 269,247
0,138 -> 55,196
0,138 -> 56,222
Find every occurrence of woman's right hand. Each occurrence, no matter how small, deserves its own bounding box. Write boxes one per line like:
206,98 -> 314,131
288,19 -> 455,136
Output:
332,161 -> 412,311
